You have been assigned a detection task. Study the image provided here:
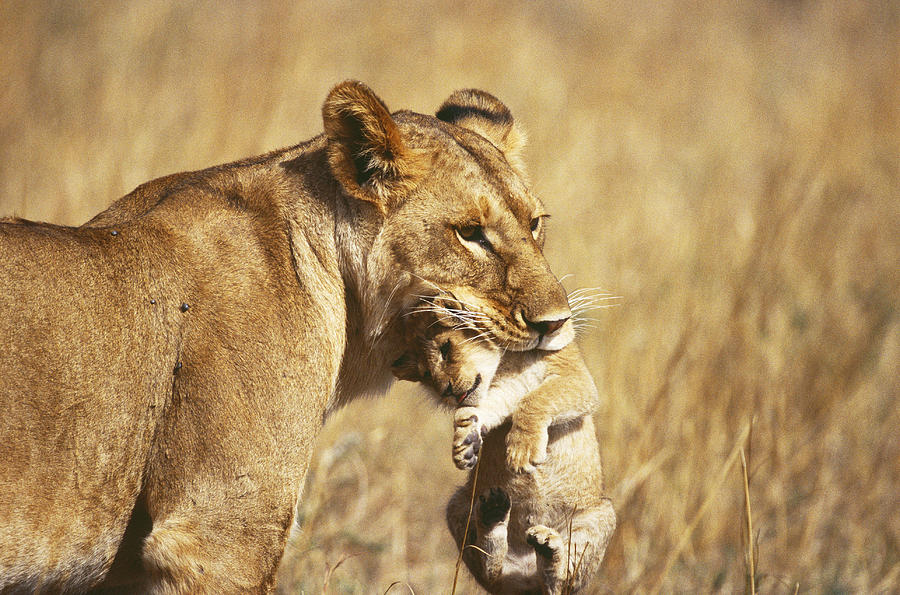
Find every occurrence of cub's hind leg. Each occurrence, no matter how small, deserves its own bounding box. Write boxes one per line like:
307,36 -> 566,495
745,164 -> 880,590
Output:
446,486 -> 512,589
525,524 -> 566,595
527,498 -> 617,594
567,498 -> 616,583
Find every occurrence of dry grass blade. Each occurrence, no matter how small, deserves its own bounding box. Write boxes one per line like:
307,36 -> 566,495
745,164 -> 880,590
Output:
451,455 -> 482,595
383,581 -> 416,595
741,447 -> 756,595
651,421 -> 752,593
321,553 -> 356,595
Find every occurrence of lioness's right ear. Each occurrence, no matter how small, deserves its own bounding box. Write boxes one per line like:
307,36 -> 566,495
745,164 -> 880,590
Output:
323,81 -> 426,213
436,89 -> 527,171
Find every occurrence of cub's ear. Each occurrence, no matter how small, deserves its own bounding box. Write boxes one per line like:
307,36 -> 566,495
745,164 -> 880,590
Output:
391,352 -> 424,383
436,89 -> 527,170
322,81 -> 426,213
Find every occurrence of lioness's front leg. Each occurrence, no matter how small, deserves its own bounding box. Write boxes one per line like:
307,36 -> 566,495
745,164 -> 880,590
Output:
140,462 -> 302,595
141,503 -> 293,594
139,357 -> 328,593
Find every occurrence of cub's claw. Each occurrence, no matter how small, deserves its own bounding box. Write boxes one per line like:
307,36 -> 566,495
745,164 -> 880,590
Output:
526,525 -> 563,559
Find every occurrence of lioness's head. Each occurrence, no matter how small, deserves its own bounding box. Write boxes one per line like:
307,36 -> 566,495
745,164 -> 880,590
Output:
323,81 -> 573,352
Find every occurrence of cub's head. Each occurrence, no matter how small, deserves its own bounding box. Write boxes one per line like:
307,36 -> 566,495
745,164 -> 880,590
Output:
323,81 -> 573,352
391,313 -> 501,408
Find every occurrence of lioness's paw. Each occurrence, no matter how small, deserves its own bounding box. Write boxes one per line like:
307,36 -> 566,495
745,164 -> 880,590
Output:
452,407 -> 483,470
477,487 -> 511,527
526,525 -> 563,560
505,427 -> 548,473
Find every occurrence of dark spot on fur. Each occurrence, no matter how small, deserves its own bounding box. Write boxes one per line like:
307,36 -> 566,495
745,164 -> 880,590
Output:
180,303 -> 190,312
173,361 -> 182,374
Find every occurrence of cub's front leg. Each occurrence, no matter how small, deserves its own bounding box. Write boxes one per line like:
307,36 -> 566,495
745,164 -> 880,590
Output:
505,343 -> 602,474
452,405 -> 507,469
452,407 -> 483,469
505,418 -> 550,474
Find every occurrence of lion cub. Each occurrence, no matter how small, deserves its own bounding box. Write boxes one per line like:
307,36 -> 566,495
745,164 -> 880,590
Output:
393,320 -> 616,594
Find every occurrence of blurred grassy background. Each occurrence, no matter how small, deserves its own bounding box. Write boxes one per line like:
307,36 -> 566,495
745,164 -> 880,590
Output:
2,1 -> 898,592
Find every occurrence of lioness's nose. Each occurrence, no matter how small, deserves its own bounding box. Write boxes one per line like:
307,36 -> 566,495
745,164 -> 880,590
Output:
524,315 -> 569,336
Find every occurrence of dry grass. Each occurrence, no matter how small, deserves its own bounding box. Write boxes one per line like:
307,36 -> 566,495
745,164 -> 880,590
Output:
2,1 -> 897,592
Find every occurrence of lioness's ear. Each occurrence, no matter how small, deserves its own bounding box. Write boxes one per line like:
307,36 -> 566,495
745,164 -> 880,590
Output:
323,81 -> 425,213
436,89 -> 526,169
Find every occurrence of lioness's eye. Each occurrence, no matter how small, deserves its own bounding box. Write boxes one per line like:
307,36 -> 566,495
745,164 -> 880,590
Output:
530,217 -> 540,232
439,340 -> 452,359
456,225 -> 492,251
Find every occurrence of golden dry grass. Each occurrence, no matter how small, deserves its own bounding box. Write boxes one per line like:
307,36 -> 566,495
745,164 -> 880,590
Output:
2,1 -> 897,592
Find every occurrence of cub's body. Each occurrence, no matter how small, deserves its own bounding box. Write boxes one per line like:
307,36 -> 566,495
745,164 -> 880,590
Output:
449,414 -> 610,594
394,319 -> 615,594
446,344 -> 616,594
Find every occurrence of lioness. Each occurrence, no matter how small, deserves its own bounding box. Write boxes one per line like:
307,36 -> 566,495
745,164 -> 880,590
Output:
393,316 -> 616,594
0,82 -> 574,593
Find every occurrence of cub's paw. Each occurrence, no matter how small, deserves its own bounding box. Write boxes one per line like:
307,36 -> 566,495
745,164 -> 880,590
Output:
526,525 -> 563,560
452,407 -> 483,470
505,427 -> 548,474
477,487 -> 511,527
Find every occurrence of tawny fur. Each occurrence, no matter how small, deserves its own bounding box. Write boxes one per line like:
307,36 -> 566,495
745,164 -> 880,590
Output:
0,82 -> 574,593
394,319 -> 615,594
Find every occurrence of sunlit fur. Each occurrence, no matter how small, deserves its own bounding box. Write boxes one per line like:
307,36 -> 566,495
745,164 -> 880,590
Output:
0,82 -> 573,593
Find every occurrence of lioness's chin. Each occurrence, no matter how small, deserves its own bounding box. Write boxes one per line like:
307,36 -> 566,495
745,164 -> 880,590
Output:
494,325 -> 568,352
491,333 -> 538,352
537,320 -> 575,351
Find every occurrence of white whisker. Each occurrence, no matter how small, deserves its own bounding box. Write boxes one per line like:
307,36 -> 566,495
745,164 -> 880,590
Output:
567,286 -> 623,316
568,297 -> 620,309
409,307 -> 488,323
571,303 -> 621,317
460,330 -> 494,346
